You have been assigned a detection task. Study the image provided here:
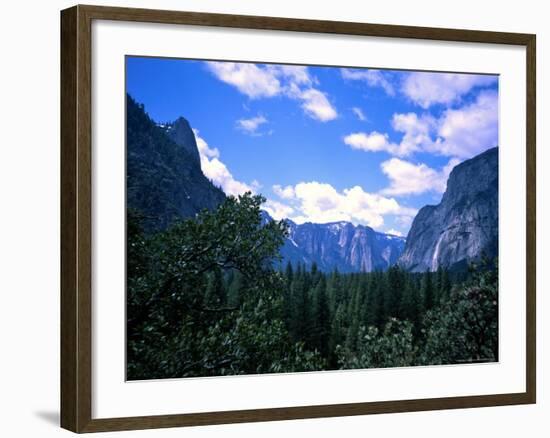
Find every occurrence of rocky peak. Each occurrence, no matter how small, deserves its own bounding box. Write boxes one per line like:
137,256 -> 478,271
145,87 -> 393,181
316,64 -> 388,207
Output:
126,95 -> 225,230
398,147 -> 498,272
164,117 -> 201,166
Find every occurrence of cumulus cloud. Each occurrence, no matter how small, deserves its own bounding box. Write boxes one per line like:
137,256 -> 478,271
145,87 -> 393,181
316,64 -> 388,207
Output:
433,90 -> 499,158
205,62 -> 281,99
402,72 -> 497,108
298,88 -> 338,121
273,184 -> 295,199
268,65 -> 314,86
263,199 -> 295,220
343,112 -> 434,157
341,68 -> 395,96
193,129 -> 255,196
206,61 -> 337,122
194,130 -> 220,159
236,115 -> 268,135
390,112 -> 436,156
271,181 -> 416,228
344,132 -> 394,153
344,91 -> 498,159
380,157 -> 460,196
352,107 -> 367,121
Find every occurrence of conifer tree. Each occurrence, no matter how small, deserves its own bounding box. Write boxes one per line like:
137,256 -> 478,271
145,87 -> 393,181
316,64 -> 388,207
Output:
312,276 -> 330,357
421,270 -> 435,310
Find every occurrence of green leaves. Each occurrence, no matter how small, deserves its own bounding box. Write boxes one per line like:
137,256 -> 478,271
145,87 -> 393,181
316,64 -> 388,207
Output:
127,196 -> 498,379
419,265 -> 498,365
338,319 -> 417,369
127,193 -> 322,380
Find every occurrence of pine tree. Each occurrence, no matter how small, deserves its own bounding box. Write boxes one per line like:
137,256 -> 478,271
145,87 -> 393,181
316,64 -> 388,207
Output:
375,272 -> 388,327
329,303 -> 346,367
399,279 -> 423,333
290,267 -> 311,344
385,265 -> 405,319
439,268 -> 451,302
312,276 -> 330,357
345,281 -> 362,351
421,270 -> 435,310
285,261 -> 294,286
327,269 -> 342,315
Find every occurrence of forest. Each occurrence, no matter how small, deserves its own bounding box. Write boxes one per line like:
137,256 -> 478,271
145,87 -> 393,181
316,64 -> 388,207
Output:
127,193 -> 498,380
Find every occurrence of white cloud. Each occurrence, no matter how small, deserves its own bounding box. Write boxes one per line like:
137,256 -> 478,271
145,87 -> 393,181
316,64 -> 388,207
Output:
386,229 -> 403,237
344,132 -> 394,153
201,158 -> 253,196
434,90 -> 499,158
341,68 -> 395,96
268,65 -> 314,86
391,112 -> 436,156
273,184 -> 295,199
343,122 -> 426,157
193,129 -> 255,196
194,129 -> 220,159
206,61 -> 337,122
205,62 -> 281,99
380,157 -> 460,196
236,115 -> 268,135
263,199 -> 295,220
402,72 -> 497,108
344,91 -> 498,159
271,181 -> 416,229
352,107 -> 367,121
298,88 -> 338,122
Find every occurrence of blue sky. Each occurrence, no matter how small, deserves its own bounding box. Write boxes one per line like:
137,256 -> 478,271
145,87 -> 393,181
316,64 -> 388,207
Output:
126,56 -> 498,237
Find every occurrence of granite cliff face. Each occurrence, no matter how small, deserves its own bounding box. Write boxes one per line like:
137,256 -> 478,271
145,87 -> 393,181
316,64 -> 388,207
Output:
126,94 -> 225,230
279,219 -> 405,273
163,117 -> 202,167
398,147 -> 498,272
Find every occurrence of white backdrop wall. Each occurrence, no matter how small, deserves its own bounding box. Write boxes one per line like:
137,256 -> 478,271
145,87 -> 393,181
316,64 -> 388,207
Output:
0,0 -> 546,437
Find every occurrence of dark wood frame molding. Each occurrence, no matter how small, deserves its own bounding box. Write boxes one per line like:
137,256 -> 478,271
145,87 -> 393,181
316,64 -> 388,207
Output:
61,4 -> 536,433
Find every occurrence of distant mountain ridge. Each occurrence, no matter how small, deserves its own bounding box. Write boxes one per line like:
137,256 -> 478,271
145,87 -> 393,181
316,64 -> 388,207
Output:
398,147 -> 498,272
279,219 -> 405,273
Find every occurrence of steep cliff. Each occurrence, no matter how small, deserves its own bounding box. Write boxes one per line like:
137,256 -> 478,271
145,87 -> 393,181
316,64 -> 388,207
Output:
398,147 -> 498,272
280,220 -> 405,273
126,94 -> 225,230
163,117 -> 202,166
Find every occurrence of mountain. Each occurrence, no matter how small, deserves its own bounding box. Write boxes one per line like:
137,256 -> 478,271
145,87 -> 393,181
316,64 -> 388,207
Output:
126,94 -> 225,230
276,218 -> 405,273
127,95 -> 404,271
398,147 -> 498,272
161,117 -> 201,166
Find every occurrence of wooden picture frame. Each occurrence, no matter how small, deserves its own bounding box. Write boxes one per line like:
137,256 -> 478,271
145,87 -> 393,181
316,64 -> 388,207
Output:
61,4 -> 536,433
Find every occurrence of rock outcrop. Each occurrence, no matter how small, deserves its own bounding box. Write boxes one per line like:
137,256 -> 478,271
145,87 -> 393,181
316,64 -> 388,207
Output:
126,94 -> 225,230
398,147 -> 498,272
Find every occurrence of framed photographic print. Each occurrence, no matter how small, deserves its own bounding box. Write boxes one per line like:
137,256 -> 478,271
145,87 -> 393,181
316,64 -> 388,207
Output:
60,4 -> 536,433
